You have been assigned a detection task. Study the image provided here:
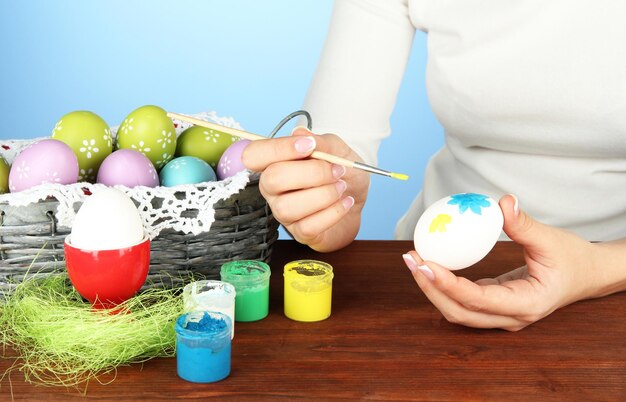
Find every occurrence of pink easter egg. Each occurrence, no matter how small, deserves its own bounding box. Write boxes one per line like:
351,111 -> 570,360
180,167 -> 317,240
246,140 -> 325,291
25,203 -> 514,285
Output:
9,139 -> 79,192
217,139 -> 251,180
97,149 -> 159,187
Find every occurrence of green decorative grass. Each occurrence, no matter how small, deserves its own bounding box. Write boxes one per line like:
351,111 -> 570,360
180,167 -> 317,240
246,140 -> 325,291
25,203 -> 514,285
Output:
0,274 -> 184,389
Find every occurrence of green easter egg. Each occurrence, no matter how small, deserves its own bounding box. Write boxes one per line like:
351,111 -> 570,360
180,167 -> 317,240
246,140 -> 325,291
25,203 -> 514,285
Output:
116,105 -> 176,170
175,125 -> 239,169
0,156 -> 9,194
50,111 -> 113,182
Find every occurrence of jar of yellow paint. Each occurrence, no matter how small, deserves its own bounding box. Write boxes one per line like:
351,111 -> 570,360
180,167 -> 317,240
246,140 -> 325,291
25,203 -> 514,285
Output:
283,260 -> 333,322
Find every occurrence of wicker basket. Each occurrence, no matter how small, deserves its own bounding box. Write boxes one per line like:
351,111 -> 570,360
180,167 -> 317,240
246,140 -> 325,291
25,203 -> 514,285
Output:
0,174 -> 279,298
0,110 -> 314,298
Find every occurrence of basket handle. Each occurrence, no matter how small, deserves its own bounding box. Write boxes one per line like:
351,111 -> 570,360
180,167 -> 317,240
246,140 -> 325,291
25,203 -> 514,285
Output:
268,110 -> 312,138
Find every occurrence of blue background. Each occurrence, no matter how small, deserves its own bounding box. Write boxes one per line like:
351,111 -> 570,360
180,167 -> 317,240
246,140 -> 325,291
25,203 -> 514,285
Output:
0,0 -> 443,240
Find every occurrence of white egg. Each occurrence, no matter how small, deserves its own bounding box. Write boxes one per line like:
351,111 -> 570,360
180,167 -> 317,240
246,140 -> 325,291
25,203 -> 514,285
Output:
70,188 -> 144,250
413,193 -> 503,270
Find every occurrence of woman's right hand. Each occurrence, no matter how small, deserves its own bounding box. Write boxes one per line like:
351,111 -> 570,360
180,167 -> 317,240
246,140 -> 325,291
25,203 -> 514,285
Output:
242,126 -> 370,252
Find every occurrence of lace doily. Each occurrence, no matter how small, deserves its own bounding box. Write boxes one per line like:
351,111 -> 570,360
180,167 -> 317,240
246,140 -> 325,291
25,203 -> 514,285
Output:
0,111 -> 254,239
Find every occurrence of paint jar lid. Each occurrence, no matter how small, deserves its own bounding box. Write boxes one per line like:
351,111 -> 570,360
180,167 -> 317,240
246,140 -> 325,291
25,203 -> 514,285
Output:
283,260 -> 334,284
220,260 -> 271,286
183,280 -> 236,311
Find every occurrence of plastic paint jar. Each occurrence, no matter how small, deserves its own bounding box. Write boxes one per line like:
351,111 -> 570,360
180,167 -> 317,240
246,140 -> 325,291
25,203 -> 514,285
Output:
283,260 -> 334,322
182,280 -> 236,339
220,260 -> 271,322
175,311 -> 232,383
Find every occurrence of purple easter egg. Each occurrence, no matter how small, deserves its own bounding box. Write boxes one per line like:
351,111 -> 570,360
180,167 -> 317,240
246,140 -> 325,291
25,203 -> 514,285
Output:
217,139 -> 251,180
97,149 -> 159,187
9,139 -> 79,192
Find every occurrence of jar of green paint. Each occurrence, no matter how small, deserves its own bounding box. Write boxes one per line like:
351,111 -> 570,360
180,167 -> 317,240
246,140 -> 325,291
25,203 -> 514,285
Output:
220,260 -> 271,322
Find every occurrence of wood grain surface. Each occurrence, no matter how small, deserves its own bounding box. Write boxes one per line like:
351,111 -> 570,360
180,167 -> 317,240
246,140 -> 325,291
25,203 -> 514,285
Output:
1,240 -> 624,401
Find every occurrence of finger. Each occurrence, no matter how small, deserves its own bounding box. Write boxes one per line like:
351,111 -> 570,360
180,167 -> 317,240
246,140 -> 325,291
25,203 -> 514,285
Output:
499,194 -> 557,252
421,286 -> 526,330
287,196 -> 355,243
259,159 -> 346,196
291,126 -> 312,137
269,180 -> 348,225
402,253 -> 526,330
413,257 -> 544,317
293,128 -> 355,157
242,131 -> 317,172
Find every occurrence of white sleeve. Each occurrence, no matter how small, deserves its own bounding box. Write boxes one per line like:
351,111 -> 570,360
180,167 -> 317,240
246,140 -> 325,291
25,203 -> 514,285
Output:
303,0 -> 416,166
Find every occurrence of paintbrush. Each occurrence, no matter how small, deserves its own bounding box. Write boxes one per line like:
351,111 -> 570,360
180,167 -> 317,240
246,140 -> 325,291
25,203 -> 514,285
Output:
167,112 -> 409,180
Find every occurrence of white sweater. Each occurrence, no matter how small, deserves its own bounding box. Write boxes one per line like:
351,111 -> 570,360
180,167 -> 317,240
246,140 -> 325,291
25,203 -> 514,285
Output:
303,0 -> 626,241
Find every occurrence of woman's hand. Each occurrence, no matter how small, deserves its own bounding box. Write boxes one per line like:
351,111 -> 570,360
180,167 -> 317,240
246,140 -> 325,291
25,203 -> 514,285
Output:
403,194 -> 626,331
242,126 -> 370,252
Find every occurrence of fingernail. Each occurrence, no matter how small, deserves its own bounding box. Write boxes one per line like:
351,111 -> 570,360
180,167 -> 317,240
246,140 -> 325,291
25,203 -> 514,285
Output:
509,194 -> 519,217
342,196 -> 355,210
332,164 -> 346,179
335,180 -> 347,195
418,265 -> 435,281
402,253 -> 418,273
294,136 -> 316,153
290,125 -> 311,136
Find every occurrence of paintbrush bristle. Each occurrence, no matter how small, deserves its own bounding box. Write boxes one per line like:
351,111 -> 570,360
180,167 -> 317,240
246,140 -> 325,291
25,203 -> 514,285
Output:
390,172 -> 409,181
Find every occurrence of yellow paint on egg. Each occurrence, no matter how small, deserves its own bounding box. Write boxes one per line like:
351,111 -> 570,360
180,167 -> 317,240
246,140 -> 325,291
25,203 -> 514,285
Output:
283,260 -> 334,322
429,213 -> 452,233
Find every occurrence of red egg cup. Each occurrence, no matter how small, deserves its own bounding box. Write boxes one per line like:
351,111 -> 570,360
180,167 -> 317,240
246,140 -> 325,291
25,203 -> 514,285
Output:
64,236 -> 151,309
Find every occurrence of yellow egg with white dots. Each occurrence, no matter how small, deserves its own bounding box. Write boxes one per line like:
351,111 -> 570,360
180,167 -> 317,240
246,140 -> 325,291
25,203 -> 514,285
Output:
51,110 -> 112,182
175,125 -> 239,170
413,193 -> 504,270
116,105 -> 177,170
0,156 -> 10,193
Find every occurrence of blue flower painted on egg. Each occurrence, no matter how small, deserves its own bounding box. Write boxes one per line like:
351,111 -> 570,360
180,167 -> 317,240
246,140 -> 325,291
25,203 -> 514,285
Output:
447,193 -> 491,215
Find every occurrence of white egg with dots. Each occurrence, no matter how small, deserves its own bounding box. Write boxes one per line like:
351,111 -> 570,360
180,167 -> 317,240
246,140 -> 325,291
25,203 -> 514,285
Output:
413,193 -> 504,270
70,188 -> 145,251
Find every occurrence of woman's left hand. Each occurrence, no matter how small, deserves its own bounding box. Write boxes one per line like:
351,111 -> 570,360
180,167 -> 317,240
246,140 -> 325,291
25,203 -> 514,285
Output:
402,194 -> 608,331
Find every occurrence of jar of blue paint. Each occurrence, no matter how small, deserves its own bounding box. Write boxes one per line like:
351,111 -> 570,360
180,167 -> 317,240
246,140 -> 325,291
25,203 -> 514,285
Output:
175,311 -> 232,383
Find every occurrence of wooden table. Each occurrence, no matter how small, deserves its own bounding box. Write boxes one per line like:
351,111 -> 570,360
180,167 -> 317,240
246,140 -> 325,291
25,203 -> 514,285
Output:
1,240 -> 625,400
